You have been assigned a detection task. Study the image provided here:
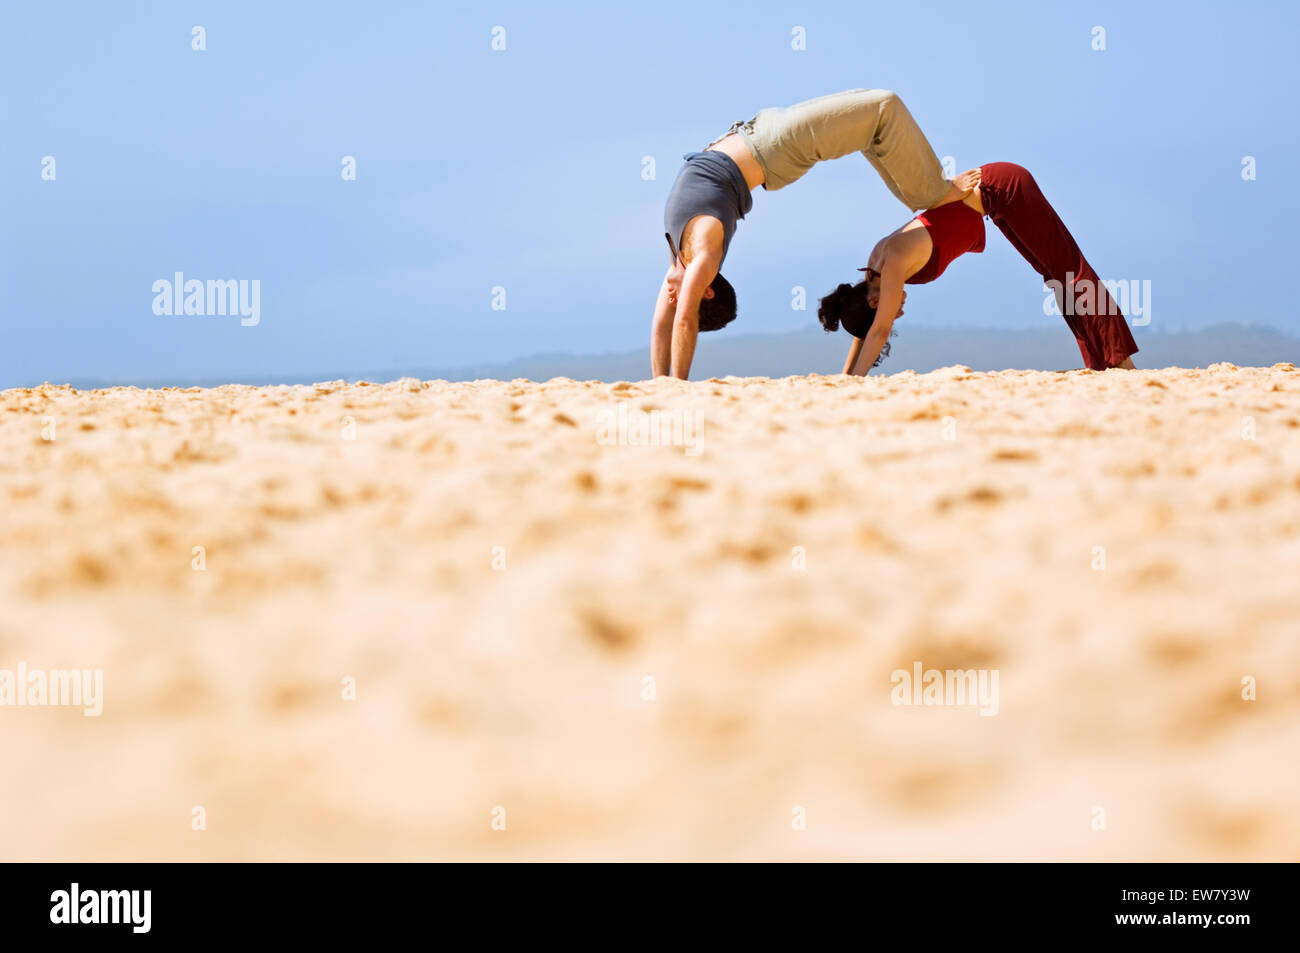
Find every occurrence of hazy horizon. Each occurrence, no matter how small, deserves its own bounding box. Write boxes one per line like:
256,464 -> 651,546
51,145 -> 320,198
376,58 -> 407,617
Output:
16,320 -> 1297,390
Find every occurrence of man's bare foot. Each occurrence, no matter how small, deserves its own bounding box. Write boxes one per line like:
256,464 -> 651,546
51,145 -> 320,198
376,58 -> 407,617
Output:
1114,357 -> 1136,369
952,167 -> 982,194
954,168 -> 984,214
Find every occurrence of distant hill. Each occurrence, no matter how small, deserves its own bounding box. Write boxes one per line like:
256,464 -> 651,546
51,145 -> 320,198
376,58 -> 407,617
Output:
406,322 -> 1300,381
29,323 -> 1300,389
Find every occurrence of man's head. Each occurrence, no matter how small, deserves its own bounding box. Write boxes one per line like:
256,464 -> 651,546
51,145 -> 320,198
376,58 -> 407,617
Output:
664,268 -> 738,332
698,274 -> 737,332
665,229 -> 738,333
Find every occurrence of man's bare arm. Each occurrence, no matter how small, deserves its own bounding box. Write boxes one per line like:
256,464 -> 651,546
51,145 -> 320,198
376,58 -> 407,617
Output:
650,271 -> 676,377
669,256 -> 719,380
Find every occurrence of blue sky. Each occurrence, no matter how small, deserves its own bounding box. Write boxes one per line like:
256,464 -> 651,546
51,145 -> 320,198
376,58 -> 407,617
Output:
2,1 -> 1296,386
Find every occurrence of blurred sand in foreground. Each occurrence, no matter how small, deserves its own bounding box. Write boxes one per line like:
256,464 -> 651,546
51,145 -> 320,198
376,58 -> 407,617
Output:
2,365 -> 1298,861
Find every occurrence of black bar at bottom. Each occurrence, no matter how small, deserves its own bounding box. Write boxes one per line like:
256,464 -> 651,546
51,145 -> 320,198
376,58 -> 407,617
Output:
1,861 -> 1286,940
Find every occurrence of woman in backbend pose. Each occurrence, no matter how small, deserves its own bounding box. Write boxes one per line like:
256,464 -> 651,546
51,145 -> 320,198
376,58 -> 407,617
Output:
819,162 -> 1138,374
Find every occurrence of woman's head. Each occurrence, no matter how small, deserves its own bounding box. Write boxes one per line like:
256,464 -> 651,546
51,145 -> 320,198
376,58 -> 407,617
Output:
817,270 -> 901,365
817,273 -> 879,337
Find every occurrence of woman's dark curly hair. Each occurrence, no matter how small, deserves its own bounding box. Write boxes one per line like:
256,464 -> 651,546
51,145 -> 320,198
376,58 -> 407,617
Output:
816,278 -> 897,367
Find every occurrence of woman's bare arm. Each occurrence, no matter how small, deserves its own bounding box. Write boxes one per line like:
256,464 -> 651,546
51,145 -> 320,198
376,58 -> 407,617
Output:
842,335 -> 864,374
848,260 -> 908,375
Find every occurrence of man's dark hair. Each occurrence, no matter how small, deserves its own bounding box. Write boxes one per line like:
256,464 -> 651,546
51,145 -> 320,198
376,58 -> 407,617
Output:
698,273 -> 737,332
817,279 -> 894,366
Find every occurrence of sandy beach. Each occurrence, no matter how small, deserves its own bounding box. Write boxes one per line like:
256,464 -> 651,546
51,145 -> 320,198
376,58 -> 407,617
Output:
2,364 -> 1298,861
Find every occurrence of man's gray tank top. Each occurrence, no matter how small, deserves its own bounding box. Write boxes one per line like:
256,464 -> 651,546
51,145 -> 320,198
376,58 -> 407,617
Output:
663,151 -> 753,266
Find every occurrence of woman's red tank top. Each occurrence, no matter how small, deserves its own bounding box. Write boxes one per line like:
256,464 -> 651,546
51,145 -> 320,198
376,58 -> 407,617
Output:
905,201 -> 986,285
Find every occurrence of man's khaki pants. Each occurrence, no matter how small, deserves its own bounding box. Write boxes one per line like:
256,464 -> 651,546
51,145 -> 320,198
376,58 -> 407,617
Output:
710,88 -> 950,210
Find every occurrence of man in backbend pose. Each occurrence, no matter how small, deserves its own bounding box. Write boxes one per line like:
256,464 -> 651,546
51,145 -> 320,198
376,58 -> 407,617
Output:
652,88 -> 979,379
819,162 -> 1138,374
